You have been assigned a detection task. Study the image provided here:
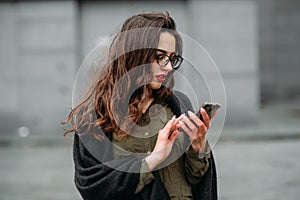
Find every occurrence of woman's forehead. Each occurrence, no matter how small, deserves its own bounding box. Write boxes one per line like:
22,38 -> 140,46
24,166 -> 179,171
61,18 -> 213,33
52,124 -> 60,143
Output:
157,32 -> 176,54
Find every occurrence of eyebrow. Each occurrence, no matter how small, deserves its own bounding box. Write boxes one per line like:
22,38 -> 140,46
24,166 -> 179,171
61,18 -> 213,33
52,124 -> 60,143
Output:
157,48 -> 176,55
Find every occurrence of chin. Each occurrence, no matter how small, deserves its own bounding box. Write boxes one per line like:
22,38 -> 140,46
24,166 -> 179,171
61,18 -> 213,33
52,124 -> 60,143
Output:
150,82 -> 162,89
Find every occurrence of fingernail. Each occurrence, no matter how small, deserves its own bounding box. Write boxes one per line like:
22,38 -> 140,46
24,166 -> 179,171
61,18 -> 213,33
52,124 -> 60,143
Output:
172,115 -> 175,120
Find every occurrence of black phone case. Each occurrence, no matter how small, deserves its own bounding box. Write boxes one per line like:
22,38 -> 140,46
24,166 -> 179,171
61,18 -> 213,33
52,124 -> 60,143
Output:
195,103 -> 221,121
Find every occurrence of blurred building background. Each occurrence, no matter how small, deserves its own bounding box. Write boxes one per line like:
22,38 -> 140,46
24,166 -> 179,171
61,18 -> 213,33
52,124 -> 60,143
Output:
1,0 -> 300,139
1,0 -> 300,141
1,0 -> 300,199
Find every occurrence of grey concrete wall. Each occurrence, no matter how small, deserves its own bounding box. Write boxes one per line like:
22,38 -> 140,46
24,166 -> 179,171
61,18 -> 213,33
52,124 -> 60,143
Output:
1,0 -> 299,136
0,1 -> 77,137
189,0 -> 259,124
259,0 -> 300,103
0,3 -> 19,134
80,1 -> 188,57
80,0 -> 259,126
0,0 -> 261,139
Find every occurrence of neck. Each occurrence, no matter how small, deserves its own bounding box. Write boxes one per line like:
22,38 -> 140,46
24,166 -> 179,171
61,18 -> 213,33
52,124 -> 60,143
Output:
142,97 -> 154,113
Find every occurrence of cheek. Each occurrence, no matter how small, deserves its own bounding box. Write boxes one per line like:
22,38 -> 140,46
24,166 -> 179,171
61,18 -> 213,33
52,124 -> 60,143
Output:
146,64 -> 155,83
151,62 -> 160,74
150,63 -> 154,73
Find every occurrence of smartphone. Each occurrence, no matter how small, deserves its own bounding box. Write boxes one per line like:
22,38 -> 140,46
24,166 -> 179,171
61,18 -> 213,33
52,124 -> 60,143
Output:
170,102 -> 220,139
195,102 -> 221,121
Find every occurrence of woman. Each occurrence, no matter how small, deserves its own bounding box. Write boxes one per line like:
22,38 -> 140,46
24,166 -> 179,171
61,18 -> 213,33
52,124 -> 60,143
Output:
63,12 -> 218,200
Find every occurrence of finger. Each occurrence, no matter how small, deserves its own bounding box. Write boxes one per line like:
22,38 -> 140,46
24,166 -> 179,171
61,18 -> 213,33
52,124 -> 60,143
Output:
169,116 -> 180,130
164,115 -> 176,131
171,117 -> 180,127
198,123 -> 208,137
170,115 -> 176,126
174,116 -> 181,125
179,121 -> 195,139
201,108 -> 210,128
185,113 -> 208,137
170,121 -> 180,133
164,116 -> 178,139
167,123 -> 179,139
187,111 -> 201,128
168,130 -> 179,141
182,114 -> 198,132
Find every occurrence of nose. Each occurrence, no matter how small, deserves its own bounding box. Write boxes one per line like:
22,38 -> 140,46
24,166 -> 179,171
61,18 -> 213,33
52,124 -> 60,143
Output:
163,60 -> 173,72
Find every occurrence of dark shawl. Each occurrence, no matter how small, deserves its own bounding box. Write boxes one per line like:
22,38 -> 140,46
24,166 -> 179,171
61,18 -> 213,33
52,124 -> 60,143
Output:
73,91 -> 218,200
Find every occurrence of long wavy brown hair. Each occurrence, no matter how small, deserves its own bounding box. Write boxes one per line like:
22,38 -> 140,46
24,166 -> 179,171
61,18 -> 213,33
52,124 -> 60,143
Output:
62,12 -> 183,139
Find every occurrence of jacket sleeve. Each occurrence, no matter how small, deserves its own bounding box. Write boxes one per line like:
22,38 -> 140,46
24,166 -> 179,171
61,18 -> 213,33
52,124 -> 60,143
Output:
184,146 -> 210,184
73,134 -> 143,200
134,159 -> 155,194
191,151 -> 218,200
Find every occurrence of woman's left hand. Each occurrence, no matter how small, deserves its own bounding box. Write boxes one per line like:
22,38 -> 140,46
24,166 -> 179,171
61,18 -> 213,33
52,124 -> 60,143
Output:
179,108 -> 212,153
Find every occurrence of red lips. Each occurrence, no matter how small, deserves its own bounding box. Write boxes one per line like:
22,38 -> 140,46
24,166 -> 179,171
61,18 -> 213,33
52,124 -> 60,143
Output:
155,74 -> 167,83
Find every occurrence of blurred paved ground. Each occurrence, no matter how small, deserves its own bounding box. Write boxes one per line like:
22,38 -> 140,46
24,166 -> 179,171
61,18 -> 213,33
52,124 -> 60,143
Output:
215,139 -> 300,200
1,139 -> 299,200
0,100 -> 300,200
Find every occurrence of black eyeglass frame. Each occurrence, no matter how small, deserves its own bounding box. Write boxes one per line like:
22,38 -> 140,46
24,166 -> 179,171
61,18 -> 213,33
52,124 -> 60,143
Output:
155,53 -> 183,70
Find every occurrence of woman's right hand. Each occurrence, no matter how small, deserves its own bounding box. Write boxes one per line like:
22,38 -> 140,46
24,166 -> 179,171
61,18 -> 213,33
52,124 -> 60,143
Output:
145,116 -> 180,170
